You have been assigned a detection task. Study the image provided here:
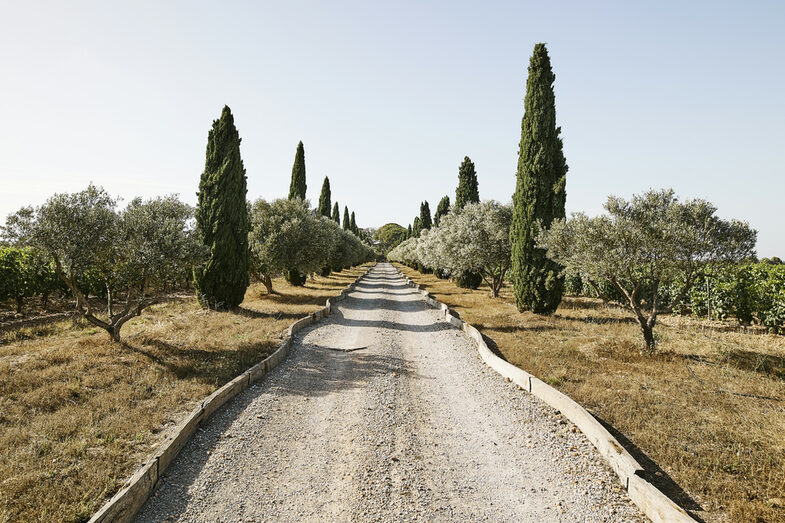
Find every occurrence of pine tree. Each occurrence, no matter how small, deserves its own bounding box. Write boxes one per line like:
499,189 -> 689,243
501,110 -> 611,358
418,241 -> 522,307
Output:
194,105 -> 250,309
350,211 -> 357,234
419,201 -> 432,230
318,176 -> 331,217
510,43 -> 568,314
342,206 -> 350,230
288,141 -> 307,200
455,156 -> 480,211
285,141 -> 308,285
434,195 -> 450,226
332,202 -> 340,223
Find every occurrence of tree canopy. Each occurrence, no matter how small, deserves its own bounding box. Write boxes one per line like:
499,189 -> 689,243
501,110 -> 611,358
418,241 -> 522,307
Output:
27,185 -> 198,340
194,105 -> 249,309
510,43 -> 568,315
318,176 -> 331,217
419,201 -> 432,231
288,141 -> 307,200
332,202 -> 340,224
434,196 -> 450,226
389,201 -> 512,297
538,189 -> 756,352
455,156 -> 479,211
249,198 -> 374,293
375,223 -> 408,253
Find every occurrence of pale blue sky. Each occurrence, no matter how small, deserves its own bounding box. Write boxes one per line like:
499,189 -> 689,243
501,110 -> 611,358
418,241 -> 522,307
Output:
1,1 -> 783,256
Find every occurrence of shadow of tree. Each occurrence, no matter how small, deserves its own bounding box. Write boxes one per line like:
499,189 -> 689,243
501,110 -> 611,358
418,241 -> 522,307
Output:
553,314 -> 637,326
120,336 -> 278,384
233,307 -> 303,321
592,412 -> 705,519
139,340 -> 426,519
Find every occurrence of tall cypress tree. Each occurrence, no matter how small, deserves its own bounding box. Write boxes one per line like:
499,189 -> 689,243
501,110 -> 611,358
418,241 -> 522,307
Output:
434,195 -> 450,226
454,157 -> 482,288
318,176 -> 331,217
194,105 -> 249,309
455,156 -> 480,211
332,202 -> 340,223
350,211 -> 357,234
510,43 -> 568,314
316,176 -> 333,277
285,141 -> 307,285
407,224 -> 412,238
342,206 -> 350,230
412,216 -> 422,237
420,201 -> 432,230
288,141 -> 307,200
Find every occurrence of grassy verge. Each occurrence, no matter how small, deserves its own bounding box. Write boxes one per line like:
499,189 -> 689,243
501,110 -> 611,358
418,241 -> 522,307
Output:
0,265 -> 369,523
395,264 -> 785,522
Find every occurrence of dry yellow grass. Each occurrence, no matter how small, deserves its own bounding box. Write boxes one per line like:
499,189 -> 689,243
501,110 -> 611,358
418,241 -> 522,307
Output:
396,264 -> 785,523
0,266 -> 369,523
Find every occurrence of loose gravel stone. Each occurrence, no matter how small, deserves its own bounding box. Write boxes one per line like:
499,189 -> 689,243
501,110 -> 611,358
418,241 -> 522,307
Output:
135,264 -> 644,522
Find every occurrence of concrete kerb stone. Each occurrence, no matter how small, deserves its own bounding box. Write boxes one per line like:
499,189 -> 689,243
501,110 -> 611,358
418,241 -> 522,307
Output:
155,406 -> 204,473
390,264 -> 695,523
628,473 -> 694,523
89,459 -> 158,523
88,263 -> 376,523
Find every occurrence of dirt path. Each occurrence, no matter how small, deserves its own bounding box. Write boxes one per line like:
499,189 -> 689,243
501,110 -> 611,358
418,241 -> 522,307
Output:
136,263 -> 643,522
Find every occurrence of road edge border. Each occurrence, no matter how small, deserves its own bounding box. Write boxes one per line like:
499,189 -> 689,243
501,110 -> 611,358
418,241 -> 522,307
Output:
393,265 -> 695,523
88,263 -> 376,523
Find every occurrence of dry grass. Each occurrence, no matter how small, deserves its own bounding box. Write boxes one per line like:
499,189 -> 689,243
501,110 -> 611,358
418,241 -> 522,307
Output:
0,266 -> 369,523
396,264 -> 785,523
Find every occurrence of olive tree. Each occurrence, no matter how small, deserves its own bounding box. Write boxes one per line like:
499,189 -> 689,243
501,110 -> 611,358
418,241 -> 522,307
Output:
248,198 -> 334,293
388,237 -> 419,267
538,189 -> 756,353
28,186 -> 198,341
419,201 -> 512,297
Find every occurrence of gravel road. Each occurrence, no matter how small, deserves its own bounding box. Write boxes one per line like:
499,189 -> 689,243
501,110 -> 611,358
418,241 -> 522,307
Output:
136,263 -> 644,522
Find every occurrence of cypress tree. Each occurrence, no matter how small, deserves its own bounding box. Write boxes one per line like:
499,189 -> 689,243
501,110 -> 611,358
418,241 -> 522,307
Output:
285,141 -> 307,285
332,202 -> 340,223
510,43 -> 568,314
342,206 -> 350,230
455,156 -> 479,211
350,211 -> 357,234
194,105 -> 250,309
454,157 -> 482,288
318,176 -> 331,217
317,176 -> 333,276
407,224 -> 412,238
288,141 -> 307,200
412,216 -> 422,237
419,201 -> 432,230
434,195 -> 450,226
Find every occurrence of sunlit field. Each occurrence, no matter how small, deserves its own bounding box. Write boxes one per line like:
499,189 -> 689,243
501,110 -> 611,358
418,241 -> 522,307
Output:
0,266 -> 369,522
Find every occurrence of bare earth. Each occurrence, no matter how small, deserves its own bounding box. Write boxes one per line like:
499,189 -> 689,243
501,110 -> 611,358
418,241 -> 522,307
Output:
136,264 -> 643,522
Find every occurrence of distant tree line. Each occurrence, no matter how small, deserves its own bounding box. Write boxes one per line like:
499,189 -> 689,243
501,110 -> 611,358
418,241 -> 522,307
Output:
389,43 -> 768,353
0,106 -> 374,340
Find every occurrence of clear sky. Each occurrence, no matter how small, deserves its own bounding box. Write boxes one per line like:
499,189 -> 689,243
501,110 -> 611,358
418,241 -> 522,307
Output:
1,1 -> 783,256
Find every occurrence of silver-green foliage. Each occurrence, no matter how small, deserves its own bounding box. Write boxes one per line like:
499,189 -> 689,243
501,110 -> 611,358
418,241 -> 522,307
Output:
23,185 -> 199,340
248,198 -> 373,292
389,201 -> 513,297
537,189 -> 756,353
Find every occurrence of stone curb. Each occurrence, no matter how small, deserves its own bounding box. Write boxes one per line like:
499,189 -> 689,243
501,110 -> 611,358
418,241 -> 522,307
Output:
395,267 -> 694,523
88,264 -> 376,523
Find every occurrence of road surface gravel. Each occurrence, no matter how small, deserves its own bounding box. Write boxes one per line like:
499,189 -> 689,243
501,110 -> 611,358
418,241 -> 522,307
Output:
136,263 -> 643,522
